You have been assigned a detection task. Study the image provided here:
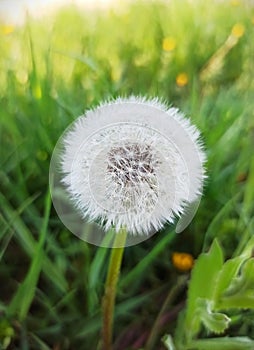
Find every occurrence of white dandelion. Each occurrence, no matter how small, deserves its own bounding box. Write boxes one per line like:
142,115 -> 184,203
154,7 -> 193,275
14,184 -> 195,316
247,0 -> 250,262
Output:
55,96 -> 206,243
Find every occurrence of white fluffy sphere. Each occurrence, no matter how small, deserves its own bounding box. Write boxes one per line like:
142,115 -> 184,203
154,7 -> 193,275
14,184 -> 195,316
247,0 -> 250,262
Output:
60,96 -> 206,236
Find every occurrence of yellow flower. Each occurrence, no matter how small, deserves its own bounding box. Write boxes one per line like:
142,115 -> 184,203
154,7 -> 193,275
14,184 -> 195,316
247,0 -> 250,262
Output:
172,252 -> 194,272
231,23 -> 245,38
162,37 -> 176,52
1,25 -> 15,35
176,72 -> 188,87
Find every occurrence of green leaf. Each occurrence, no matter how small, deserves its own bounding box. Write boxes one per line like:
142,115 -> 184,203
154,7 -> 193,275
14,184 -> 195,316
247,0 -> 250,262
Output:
218,258 -> 254,309
214,235 -> 254,308
240,235 -> 254,258
213,256 -> 243,307
30,333 -> 51,350
0,192 -> 68,293
162,334 -> 176,350
87,230 -> 115,314
184,239 -> 224,338
53,50 -> 98,72
8,190 -> 51,320
196,298 -> 230,334
188,337 -> 254,350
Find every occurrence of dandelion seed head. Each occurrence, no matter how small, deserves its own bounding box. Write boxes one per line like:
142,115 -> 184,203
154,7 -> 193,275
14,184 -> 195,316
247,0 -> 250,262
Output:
51,96 -> 206,245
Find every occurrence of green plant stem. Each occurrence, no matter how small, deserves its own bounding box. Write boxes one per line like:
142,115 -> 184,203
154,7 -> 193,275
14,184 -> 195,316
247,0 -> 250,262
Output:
102,229 -> 127,350
145,275 -> 188,350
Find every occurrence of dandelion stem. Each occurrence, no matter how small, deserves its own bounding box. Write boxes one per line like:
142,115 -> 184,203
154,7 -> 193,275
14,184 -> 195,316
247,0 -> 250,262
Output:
102,229 -> 127,350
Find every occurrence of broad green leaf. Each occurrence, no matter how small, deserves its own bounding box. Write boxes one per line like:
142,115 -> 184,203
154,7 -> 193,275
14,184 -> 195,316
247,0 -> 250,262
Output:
188,337 -> 254,350
184,240 -> 223,338
196,298 -> 230,334
224,258 -> 254,296
213,256 -> 243,307
220,294 -> 254,309
218,258 -> 254,309
214,237 -> 254,309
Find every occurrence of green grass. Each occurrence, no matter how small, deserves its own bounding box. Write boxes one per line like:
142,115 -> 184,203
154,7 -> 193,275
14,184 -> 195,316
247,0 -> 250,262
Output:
0,0 -> 254,349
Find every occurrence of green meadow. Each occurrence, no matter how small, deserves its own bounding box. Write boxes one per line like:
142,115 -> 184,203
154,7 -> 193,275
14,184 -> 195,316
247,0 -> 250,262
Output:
0,0 -> 254,349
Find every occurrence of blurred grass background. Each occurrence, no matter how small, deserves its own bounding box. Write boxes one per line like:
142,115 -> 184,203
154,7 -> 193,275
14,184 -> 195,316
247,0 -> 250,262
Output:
0,0 -> 254,349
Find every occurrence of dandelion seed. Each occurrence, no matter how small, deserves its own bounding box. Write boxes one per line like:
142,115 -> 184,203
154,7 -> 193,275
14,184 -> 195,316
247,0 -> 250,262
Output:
58,96 -> 206,240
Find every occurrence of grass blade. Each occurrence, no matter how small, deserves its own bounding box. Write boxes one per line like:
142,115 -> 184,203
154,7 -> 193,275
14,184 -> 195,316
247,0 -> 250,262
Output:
8,190 -> 51,320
